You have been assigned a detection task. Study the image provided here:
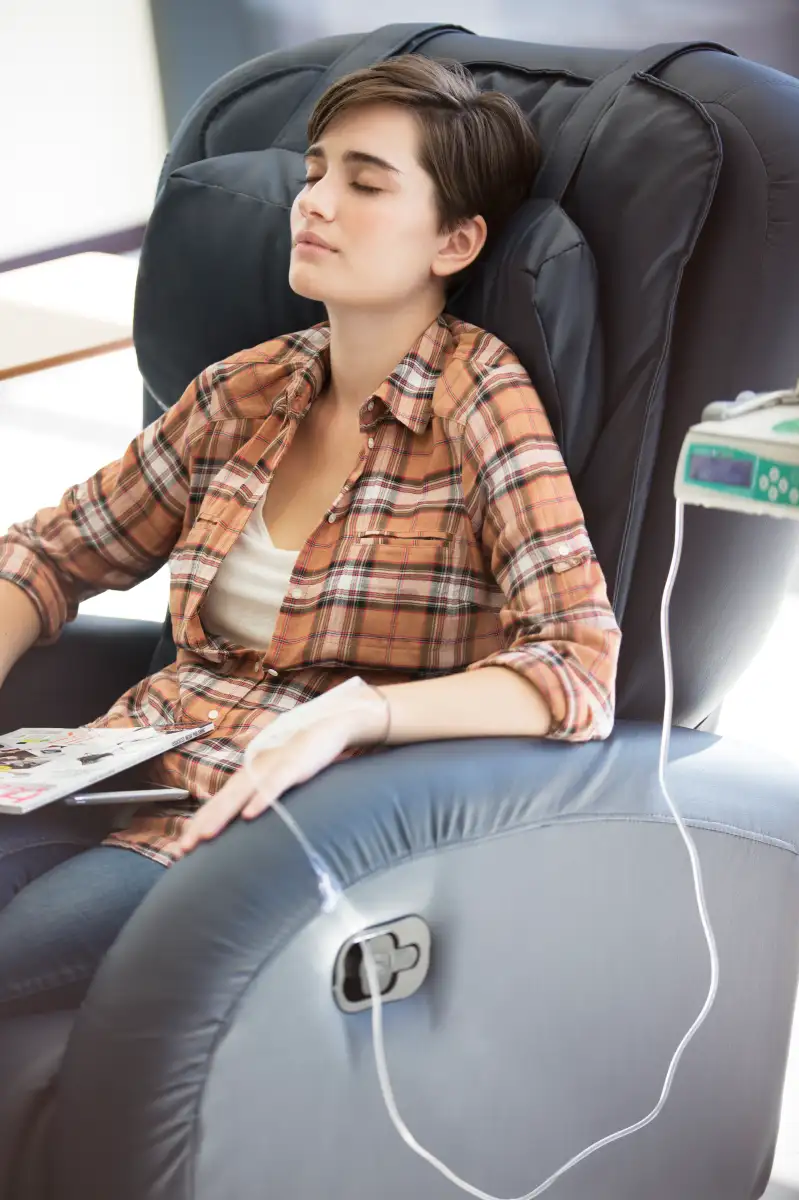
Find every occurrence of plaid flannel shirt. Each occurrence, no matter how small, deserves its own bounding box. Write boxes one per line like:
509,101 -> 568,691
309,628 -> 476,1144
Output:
0,315 -> 620,864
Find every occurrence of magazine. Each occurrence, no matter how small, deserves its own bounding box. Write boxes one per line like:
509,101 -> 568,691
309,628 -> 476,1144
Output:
0,723 -> 214,815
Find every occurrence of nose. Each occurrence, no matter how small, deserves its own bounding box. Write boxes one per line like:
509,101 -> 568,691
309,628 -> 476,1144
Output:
298,173 -> 337,222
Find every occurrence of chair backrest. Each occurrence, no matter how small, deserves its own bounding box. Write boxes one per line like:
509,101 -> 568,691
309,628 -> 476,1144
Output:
135,26 -> 799,726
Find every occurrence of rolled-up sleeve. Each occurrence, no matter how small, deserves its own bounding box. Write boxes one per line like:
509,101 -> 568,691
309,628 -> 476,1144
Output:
0,373 -> 204,643
461,371 -> 621,741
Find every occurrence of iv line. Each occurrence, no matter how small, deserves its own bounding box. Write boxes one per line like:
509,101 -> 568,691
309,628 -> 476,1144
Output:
248,496 -> 720,1197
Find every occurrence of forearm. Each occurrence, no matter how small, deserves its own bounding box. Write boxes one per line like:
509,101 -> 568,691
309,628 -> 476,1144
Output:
184,670 -> 547,852
374,666 -> 551,745
0,580 -> 42,683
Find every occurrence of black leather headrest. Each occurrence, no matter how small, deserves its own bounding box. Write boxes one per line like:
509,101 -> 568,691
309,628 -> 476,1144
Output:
134,149 -> 324,414
449,199 -> 601,479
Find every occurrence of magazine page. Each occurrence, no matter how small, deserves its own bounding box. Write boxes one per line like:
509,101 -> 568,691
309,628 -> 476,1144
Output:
0,724 -> 212,816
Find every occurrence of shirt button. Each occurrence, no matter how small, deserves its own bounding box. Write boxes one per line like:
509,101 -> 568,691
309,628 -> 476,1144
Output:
267,668 -> 279,678
328,513 -> 336,523
291,586 -> 303,598
207,709 -> 219,720
366,400 -> 375,411
557,543 -> 571,556
367,437 -> 375,449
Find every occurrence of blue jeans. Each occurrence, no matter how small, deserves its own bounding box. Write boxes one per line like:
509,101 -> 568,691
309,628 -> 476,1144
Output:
0,806 -> 165,1016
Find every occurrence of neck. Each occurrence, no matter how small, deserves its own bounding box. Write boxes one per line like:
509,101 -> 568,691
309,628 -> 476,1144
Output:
325,295 -> 444,412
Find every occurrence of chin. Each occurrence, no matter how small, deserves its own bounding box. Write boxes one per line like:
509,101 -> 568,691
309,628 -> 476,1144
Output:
288,260 -> 331,303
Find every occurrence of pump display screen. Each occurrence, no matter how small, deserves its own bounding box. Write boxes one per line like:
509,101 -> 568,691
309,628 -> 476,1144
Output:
688,453 -> 754,489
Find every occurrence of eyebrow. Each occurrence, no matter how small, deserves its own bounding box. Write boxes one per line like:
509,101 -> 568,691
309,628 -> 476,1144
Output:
304,145 -> 402,174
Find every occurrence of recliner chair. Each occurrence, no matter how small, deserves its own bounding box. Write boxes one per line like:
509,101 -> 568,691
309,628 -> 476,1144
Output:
1,25 -> 799,1200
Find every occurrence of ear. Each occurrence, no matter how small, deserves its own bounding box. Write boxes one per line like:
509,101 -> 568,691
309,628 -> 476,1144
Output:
431,215 -> 488,280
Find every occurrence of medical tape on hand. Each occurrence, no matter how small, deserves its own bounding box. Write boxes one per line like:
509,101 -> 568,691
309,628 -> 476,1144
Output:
243,677 -> 367,911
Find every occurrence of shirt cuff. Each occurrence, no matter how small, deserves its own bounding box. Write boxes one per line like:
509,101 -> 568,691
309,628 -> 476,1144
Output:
0,541 -> 71,644
465,646 -> 615,742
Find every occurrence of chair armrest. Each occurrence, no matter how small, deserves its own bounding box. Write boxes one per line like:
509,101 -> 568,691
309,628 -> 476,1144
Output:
0,1014 -> 75,1200
0,614 -> 161,732
50,725 -> 799,1199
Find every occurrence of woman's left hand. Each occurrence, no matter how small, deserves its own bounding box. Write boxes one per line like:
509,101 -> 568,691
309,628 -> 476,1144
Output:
169,693 -> 387,858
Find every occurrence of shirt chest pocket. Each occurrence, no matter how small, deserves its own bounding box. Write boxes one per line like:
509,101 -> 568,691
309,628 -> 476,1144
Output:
336,528 -> 454,598
319,524 -> 480,673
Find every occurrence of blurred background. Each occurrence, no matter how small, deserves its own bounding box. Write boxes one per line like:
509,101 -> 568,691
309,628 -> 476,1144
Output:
1,0 -> 797,269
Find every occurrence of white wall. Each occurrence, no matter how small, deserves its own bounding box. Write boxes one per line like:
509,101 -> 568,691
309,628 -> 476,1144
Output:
1,0 -> 168,261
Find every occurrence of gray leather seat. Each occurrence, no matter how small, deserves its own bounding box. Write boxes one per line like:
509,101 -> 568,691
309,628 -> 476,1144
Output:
1,26 -> 798,1200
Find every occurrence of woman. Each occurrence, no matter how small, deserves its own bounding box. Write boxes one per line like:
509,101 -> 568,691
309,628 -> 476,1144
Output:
0,56 -> 620,1016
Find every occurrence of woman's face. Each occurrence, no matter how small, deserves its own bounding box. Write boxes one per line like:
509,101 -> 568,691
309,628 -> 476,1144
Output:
289,103 -> 482,311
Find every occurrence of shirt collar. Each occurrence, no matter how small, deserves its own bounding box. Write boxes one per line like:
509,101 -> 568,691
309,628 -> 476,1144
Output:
284,314 -> 455,434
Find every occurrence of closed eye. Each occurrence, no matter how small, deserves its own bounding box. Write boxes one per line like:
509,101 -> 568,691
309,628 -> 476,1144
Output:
303,175 -> 382,195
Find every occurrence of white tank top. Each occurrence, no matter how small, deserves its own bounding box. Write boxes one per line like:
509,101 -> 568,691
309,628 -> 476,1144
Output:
202,498 -> 299,651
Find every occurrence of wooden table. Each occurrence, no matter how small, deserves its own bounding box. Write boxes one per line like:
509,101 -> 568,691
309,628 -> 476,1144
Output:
0,252 -> 138,381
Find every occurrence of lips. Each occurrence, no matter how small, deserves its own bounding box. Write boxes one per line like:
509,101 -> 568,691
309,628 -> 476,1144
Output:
294,231 -> 336,251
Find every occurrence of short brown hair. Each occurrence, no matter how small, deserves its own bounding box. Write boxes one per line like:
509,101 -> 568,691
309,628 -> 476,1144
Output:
307,55 -> 539,253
